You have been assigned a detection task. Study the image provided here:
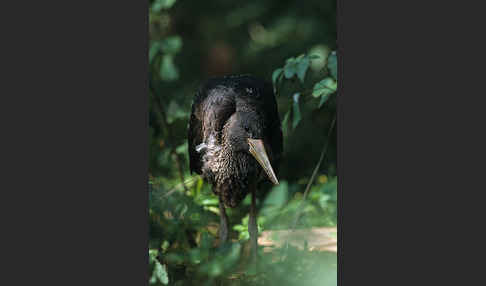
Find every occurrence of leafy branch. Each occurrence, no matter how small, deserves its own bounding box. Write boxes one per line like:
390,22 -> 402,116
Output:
273,51 -> 338,133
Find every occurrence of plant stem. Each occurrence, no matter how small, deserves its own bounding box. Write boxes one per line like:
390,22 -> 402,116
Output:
294,115 -> 336,225
282,114 -> 336,259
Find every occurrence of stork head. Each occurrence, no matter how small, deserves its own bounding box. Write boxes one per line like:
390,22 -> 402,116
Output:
224,112 -> 279,185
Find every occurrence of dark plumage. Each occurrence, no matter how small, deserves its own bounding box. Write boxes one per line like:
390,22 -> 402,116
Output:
188,75 -> 283,207
188,75 -> 283,262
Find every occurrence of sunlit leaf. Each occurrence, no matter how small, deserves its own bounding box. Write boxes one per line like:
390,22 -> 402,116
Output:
196,178 -> 203,194
150,259 -> 169,285
313,77 -> 336,108
205,206 -> 219,214
233,220 -> 250,240
200,198 -> 219,206
152,0 -> 177,12
149,249 -> 158,262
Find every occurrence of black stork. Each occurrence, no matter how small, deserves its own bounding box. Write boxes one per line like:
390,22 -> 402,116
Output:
188,75 -> 283,262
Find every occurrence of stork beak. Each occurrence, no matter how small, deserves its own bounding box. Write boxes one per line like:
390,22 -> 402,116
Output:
248,138 -> 279,185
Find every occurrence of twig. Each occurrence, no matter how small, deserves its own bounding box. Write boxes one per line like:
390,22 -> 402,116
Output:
164,176 -> 198,197
282,114 -> 336,259
293,115 -> 336,227
149,176 -> 198,199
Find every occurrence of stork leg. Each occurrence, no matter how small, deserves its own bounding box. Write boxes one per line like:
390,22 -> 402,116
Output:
218,197 -> 229,245
248,186 -> 258,267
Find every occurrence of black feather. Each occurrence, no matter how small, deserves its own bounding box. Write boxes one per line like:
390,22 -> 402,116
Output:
188,75 -> 283,207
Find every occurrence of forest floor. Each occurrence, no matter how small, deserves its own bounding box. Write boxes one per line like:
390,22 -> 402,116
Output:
259,227 -> 337,253
221,227 -> 338,286
166,227 -> 338,286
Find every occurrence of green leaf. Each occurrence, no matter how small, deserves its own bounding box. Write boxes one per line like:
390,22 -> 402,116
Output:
149,42 -> 161,63
150,260 -> 169,285
283,55 -> 311,83
319,93 -> 329,107
200,198 -> 219,206
152,0 -> 177,12
272,68 -> 283,85
292,93 -> 301,129
313,78 -> 337,108
196,177 -> 203,194
161,241 -> 170,252
149,249 -> 158,263
233,225 -> 246,232
160,55 -> 179,81
327,51 -> 337,80
312,77 -> 337,98
296,56 -> 310,83
272,68 -> 283,94
175,142 -> 187,154
283,57 -> 297,79
161,36 -> 182,54
309,54 -> 320,59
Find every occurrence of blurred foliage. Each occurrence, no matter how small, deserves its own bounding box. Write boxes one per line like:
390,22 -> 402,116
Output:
148,0 -> 337,285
